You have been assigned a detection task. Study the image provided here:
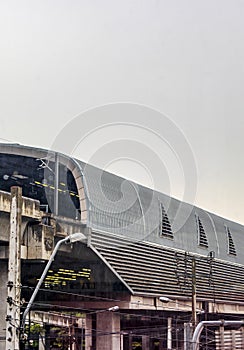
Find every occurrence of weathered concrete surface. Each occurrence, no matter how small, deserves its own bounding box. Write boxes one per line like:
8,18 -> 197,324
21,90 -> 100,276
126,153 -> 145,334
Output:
0,261 -> 7,350
0,191 -> 40,219
96,312 -> 121,350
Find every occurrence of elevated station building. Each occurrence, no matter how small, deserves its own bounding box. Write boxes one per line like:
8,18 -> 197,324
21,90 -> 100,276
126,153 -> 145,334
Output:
1,143 -> 244,349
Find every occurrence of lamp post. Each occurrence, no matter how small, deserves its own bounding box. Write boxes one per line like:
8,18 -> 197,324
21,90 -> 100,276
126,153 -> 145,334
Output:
20,232 -> 87,333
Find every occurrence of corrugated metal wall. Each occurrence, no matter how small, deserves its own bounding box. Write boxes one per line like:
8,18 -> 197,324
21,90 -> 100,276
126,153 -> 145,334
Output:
91,231 -> 244,302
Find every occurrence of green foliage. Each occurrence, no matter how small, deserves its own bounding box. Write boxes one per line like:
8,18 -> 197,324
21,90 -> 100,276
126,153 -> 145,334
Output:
52,327 -> 70,349
24,323 -> 43,348
30,323 -> 43,334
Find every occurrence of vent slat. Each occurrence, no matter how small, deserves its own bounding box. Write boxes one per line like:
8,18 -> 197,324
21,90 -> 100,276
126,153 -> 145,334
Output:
196,216 -> 208,248
226,227 -> 237,255
161,205 -> 173,238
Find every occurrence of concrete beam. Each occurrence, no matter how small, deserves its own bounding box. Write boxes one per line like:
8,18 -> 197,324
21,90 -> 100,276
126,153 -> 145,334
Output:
0,190 -> 41,219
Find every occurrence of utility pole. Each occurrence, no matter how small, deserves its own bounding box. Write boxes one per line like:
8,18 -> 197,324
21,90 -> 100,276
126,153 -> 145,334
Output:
192,257 -> 197,328
54,152 -> 59,216
6,187 -> 22,350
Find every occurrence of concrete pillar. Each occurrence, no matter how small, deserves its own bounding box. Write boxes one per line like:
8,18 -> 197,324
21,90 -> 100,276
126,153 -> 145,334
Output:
96,312 -> 120,350
6,187 -> 22,350
184,323 -> 193,350
120,333 -> 124,350
122,333 -> 132,350
0,261 -> 8,350
38,334 -> 45,350
167,317 -> 172,350
69,324 -> 75,350
45,325 -> 51,350
142,335 -> 150,350
85,315 -> 92,350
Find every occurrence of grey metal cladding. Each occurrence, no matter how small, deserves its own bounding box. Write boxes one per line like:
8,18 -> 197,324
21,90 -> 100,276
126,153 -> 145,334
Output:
90,231 -> 244,301
76,159 -> 244,264
0,143 -> 243,265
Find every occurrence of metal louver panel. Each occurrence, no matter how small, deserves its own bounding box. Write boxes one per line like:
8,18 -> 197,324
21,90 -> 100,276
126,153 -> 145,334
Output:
226,227 -> 237,256
197,216 -> 208,247
161,205 -> 173,238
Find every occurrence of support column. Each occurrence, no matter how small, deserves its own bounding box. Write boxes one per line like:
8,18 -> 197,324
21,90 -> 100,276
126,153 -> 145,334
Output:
123,333 -> 132,350
5,187 -> 22,350
192,258 -> 197,328
45,325 -> 51,350
96,312 -> 120,350
54,153 -> 59,216
167,317 -> 172,350
184,323 -> 193,350
85,315 -> 92,350
0,261 -> 8,350
69,324 -> 75,350
38,333 -> 45,350
142,335 -> 150,350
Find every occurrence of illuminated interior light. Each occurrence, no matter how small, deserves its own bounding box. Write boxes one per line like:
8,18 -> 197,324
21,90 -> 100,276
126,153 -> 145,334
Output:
13,174 -> 29,180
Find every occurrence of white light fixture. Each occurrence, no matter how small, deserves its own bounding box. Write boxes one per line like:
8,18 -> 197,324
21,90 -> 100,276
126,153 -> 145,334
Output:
108,306 -> 119,312
68,232 -> 87,243
159,296 -> 172,303
159,296 -> 205,314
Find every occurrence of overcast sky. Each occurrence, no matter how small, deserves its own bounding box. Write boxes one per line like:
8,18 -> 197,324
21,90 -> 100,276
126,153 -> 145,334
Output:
0,0 -> 244,224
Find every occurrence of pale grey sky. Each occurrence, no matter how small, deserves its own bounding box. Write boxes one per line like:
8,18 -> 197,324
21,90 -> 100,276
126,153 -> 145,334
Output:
0,0 -> 244,224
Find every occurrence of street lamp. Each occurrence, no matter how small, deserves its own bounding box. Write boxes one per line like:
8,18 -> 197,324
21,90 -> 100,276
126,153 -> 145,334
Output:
159,296 -> 172,303
84,306 -> 120,315
108,306 -> 119,312
21,232 -> 87,332
159,296 -> 204,316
